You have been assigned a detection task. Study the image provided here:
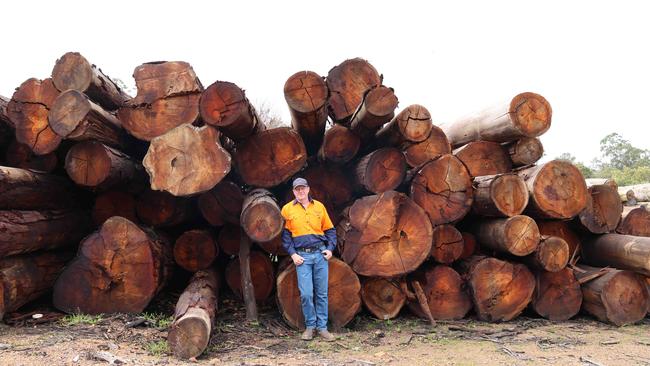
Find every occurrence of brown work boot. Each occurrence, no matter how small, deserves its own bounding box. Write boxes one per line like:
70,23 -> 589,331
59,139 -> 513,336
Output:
318,329 -> 336,342
301,328 -> 314,340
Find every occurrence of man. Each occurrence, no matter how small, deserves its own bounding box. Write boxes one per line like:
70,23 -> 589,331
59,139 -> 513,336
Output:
281,177 -> 337,341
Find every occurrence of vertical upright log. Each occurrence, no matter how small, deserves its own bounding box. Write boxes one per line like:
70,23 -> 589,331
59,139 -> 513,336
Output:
531,268 -> 582,321
453,141 -> 512,177
577,184 -> 623,234
354,147 -> 406,194
376,105 -> 433,146
470,215 -> 540,256
349,85 -> 398,141
326,58 -> 381,123
284,71 -> 329,154
239,230 -> 258,321
471,174 -> 529,217
503,137 -> 544,167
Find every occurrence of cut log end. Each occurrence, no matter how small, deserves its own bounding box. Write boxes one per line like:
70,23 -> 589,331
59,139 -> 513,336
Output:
168,310 -> 211,359
532,268 -> 582,321
241,189 -> 283,243
581,269 -> 649,326
65,141 -> 114,187
403,126 -> 451,168
326,58 -> 381,122
225,251 -> 274,302
430,225 -> 464,264
48,89 -> 93,137
51,52 -> 93,93
319,124 -> 360,164
454,141 -> 512,177
360,278 -> 406,320
510,92 -> 552,137
505,137 -> 544,166
504,215 -> 540,256
356,148 -> 406,194
578,184 -> 623,234
284,71 -> 327,114
533,236 -> 570,272
617,206 -> 650,237
408,265 -> 472,320
174,230 -> 218,272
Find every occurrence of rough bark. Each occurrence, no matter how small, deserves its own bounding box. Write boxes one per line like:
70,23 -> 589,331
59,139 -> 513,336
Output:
53,217 -> 173,314
326,58 -> 381,123
581,234 -> 650,276
453,141 -> 512,177
174,230 -> 219,272
523,235 -> 569,272
430,224 -> 464,264
402,125 -> 451,169
135,190 -> 192,227
168,269 -> 219,360
536,220 -> 581,260
470,215 -> 540,256
354,147 -> 406,194
531,268 -> 582,321
225,250 -> 274,302
0,166 -> 79,210
349,85 -> 398,141
577,184 -> 623,234
360,277 -> 406,320
318,124 -> 360,164
443,92 -> 552,147
337,191 -> 433,277
517,160 -> 588,219
407,265 -> 472,320
284,71 -> 328,154
4,140 -> 58,172
471,174 -> 528,217
376,104 -> 433,146
198,180 -> 243,226
617,205 -> 650,237
51,52 -> 130,110
276,257 -> 361,330
91,191 -> 137,226
503,137 -> 544,167
240,189 -> 283,243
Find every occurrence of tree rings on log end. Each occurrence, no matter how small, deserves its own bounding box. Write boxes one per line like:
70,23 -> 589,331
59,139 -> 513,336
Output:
532,268 -> 582,321
578,184 -> 623,234
360,277 -> 406,320
403,125 -> 451,168
284,71 -> 327,113
168,308 -> 211,359
454,141 -> 512,177
430,224 -> 464,264
356,148 -> 406,194
510,92 -> 552,137
326,58 -> 381,123
408,265 -> 472,320
174,230 -> 218,272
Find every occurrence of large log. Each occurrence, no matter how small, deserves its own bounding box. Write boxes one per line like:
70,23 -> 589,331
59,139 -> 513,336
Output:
531,268 -> 582,321
276,257 -> 361,330
0,251 -> 72,320
135,190 -> 192,227
143,124 -> 231,196
284,71 -> 328,154
53,216 -> 173,314
454,141 -> 512,177
174,230 -> 219,273
92,191 -> 137,226
4,140 -> 58,173
6,78 -> 61,155
360,277 -> 406,320
401,125 -> 451,169
458,256 -> 535,322
225,250 -> 274,302
578,266 -> 649,326
503,137 -> 544,167
471,173 -> 529,217
577,184 -> 623,234
430,224 -> 464,264
65,141 -> 146,192
471,215 -> 540,256
198,180 -> 243,226
302,164 -> 354,210
51,52 -> 130,110
459,232 -> 477,259
354,147 -> 406,194
168,269 -> 219,360
318,124 -> 360,164
0,166 -> 79,210
118,61 -> 202,141
337,191 -> 432,277
240,189 -> 283,243
617,205 -> 650,237
217,224 -> 241,256
407,265 -> 472,320
349,85 -> 398,141
376,104 -> 433,146
443,92 -> 552,147
199,81 -> 264,142
410,154 -> 473,225
517,160 -> 588,219
233,127 -> 307,188
48,89 -> 126,148
326,58 -> 381,123
523,235 -> 569,272
581,234 -> 650,276
0,209 -> 91,258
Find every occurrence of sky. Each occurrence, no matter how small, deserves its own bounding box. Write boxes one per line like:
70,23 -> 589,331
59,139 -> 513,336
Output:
2,1 -> 649,164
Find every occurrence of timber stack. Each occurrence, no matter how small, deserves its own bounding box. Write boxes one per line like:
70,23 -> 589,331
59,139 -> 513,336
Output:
1,52 -> 649,360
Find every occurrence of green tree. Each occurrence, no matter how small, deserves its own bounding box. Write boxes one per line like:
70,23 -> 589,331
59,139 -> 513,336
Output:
598,133 -> 650,170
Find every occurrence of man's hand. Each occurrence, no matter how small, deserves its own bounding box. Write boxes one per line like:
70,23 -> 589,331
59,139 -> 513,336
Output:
322,250 -> 332,260
291,253 -> 304,266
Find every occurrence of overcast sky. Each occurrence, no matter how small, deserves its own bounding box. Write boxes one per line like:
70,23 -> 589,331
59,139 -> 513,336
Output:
3,1 -> 648,164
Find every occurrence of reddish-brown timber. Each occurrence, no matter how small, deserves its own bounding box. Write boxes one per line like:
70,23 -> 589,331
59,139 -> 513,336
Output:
453,141 -> 512,177
198,180 -> 243,226
523,235 -> 569,272
4,140 -> 57,172
580,234 -> 650,276
92,191 -> 137,226
471,215 -> 540,256
577,184 -> 623,234
407,265 -> 472,320
302,164 -> 354,210
136,190 -> 192,227
225,250 -> 274,302
402,125 -> 451,169
318,124 -> 360,164
536,220 -> 581,260
349,85 -> 398,141
354,147 -> 406,194
459,232 -> 477,259
217,224 -> 242,256
471,173 -> 528,217
174,230 -> 219,272
430,224 -> 464,264
503,137 -> 544,167
376,104 -> 433,146
360,277 -> 406,320
284,71 -> 328,154
326,58 -> 381,123
240,189 -> 284,243
0,166 -> 78,210
617,205 -> 650,237
256,234 -> 288,256
531,268 -> 582,321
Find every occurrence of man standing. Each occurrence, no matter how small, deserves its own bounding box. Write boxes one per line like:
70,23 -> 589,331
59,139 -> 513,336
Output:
281,178 -> 337,341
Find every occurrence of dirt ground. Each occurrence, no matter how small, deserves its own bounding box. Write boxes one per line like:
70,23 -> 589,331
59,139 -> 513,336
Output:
1,293 -> 649,366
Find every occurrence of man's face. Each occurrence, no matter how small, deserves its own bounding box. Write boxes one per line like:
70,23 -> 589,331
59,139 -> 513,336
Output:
293,185 -> 310,201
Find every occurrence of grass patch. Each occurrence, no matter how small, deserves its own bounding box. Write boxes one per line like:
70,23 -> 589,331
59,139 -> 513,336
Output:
145,340 -> 169,356
142,312 -> 173,328
60,314 -> 103,326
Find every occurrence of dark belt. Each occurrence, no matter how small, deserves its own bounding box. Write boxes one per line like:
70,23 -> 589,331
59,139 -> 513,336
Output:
296,247 -> 320,253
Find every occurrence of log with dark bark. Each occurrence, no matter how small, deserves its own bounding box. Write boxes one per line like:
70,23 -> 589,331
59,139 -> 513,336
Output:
200,81 -> 264,142
376,104 -> 433,146
51,52 -> 130,111
460,232 -> 477,259
174,230 -> 219,272
458,256 -> 535,322
503,137 -> 543,167
531,268 -> 582,321
92,191 -> 137,226
0,209 -> 91,258
402,125 -> 451,169
118,61 -> 202,141
135,190 -> 192,227
471,173 -> 528,217
0,166 -> 78,210
517,160 -> 588,219
276,257 -> 361,330
65,141 -> 146,192
354,147 -> 406,194
233,127 -> 307,188
284,71 -> 328,154
217,224 -> 241,256
360,277 -> 406,320
225,250 -> 274,302
470,215 -> 540,256
337,191 -> 432,277
48,89 -> 126,148
53,216 -> 173,314
349,85 -> 398,141
0,251 -> 72,320
407,265 -> 472,320
577,184 -> 623,234
318,124 -> 360,164
6,78 -> 61,155
523,235 -> 569,272
409,154 -> 473,225
453,141 -> 512,177
443,92 -> 552,147
326,58 -> 381,123
577,266 -> 649,326
430,224 -> 464,264
168,268 -> 219,359
198,180 -> 243,226
143,124 -> 231,196
581,234 -> 650,276
4,140 -> 58,172
240,189 -> 283,243
617,205 -> 650,237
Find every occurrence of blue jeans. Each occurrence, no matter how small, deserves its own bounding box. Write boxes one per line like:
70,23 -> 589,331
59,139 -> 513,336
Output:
295,246 -> 329,330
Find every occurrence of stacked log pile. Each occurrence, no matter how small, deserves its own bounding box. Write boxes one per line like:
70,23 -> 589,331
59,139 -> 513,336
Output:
1,53 -> 649,360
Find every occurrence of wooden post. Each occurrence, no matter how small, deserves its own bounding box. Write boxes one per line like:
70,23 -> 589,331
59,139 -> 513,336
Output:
239,229 -> 258,321
226,250 -> 274,303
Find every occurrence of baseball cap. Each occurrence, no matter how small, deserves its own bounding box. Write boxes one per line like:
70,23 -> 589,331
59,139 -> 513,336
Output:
292,178 -> 309,188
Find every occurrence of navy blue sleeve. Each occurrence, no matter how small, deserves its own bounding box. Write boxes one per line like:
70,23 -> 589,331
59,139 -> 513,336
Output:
282,228 -> 296,256
324,227 -> 337,252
